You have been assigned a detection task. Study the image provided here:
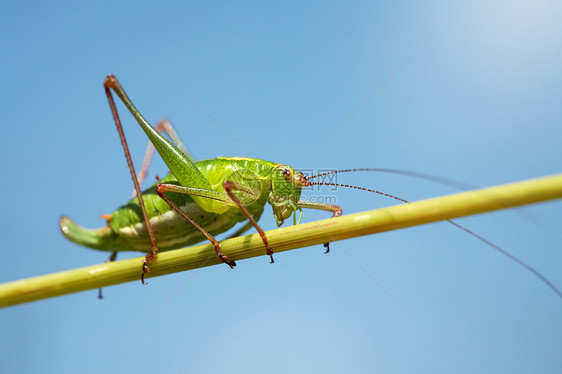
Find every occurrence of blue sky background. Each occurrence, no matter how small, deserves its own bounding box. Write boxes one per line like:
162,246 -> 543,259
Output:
1,1 -> 561,373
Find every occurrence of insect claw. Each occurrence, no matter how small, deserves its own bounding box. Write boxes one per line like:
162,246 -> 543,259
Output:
264,247 -> 275,263
323,243 -> 330,254
141,252 -> 155,285
219,254 -> 237,268
141,264 -> 149,285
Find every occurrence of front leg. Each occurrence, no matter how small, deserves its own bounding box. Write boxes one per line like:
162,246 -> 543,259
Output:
297,200 -> 342,253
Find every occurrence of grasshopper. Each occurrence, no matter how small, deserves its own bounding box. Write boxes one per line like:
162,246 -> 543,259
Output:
60,75 -> 561,298
60,75 -> 341,283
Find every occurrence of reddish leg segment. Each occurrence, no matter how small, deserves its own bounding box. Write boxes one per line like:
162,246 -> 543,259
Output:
156,183 -> 236,268
104,76 -> 159,284
223,181 -> 274,263
296,200 -> 342,254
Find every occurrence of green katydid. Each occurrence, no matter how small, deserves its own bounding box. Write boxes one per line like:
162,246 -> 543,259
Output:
60,74 -> 561,298
60,74 -> 342,284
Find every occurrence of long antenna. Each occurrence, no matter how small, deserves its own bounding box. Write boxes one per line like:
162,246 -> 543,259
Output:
303,172 -> 562,299
307,168 -> 477,190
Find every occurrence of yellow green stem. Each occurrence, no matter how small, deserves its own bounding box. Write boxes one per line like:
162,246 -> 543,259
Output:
1,174 -> 561,308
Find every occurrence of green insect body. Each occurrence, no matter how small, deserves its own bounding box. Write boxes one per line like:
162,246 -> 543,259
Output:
59,75 -> 336,280
61,157 -> 304,253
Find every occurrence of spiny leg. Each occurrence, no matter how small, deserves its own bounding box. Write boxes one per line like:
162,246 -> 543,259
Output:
156,183 -> 236,268
223,181 -> 274,263
110,120 -> 174,286
104,75 -> 159,284
297,200 -> 342,253
95,117 -> 167,289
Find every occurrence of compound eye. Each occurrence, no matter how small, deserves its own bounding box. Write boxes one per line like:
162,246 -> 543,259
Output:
282,169 -> 292,179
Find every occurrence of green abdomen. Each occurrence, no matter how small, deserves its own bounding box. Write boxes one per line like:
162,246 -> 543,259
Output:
108,174 -> 246,252
61,158 -> 273,253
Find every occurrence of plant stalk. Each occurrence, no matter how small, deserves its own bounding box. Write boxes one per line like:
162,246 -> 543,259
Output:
1,174 -> 561,308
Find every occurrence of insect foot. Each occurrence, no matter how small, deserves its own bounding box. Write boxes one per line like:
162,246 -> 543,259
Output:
266,248 -> 275,264
141,252 -> 157,285
219,254 -> 236,268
